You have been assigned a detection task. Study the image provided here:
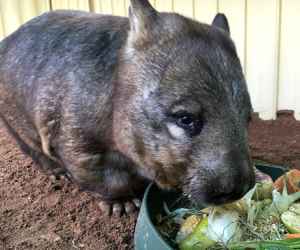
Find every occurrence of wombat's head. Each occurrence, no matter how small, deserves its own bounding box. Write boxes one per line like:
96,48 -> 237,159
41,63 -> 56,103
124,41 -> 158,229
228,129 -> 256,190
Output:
114,0 -> 255,205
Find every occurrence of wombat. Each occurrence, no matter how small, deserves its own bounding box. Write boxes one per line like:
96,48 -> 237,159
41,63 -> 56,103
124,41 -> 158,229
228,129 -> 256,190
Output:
0,0 -> 255,216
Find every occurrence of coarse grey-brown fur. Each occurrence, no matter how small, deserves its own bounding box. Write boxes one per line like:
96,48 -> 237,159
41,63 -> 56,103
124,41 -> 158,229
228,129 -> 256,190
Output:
0,0 -> 255,208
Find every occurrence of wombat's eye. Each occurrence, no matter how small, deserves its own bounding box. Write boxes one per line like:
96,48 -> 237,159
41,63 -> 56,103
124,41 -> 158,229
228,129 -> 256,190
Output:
173,112 -> 203,136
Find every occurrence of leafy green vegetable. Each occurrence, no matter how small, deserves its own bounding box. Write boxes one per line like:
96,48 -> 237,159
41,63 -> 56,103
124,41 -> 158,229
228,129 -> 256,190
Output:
228,238 -> 300,249
253,182 -> 274,201
267,181 -> 300,217
206,207 -> 242,245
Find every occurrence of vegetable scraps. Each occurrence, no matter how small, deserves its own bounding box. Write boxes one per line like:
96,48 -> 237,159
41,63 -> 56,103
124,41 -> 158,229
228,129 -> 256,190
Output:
157,169 -> 300,250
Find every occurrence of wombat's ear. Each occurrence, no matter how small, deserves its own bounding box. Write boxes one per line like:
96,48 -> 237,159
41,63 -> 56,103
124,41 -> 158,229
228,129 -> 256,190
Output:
212,13 -> 230,35
128,0 -> 158,44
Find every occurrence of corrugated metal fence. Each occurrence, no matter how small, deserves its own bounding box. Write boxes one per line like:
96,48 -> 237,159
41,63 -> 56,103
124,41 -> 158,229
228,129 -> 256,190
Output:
0,0 -> 300,120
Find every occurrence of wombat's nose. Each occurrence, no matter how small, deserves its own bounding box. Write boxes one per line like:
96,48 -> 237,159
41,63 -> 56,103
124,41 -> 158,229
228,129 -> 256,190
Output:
211,149 -> 256,204
210,190 -> 239,205
209,167 -> 255,205
210,183 -> 251,205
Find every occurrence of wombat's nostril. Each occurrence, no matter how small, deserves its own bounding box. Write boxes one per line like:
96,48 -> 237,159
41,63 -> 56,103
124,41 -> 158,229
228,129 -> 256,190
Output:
230,177 -> 255,200
211,190 -> 242,204
209,178 -> 254,205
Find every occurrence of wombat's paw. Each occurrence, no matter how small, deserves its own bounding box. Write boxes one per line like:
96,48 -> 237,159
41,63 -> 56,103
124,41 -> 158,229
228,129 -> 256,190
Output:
49,169 -> 72,183
98,198 -> 141,217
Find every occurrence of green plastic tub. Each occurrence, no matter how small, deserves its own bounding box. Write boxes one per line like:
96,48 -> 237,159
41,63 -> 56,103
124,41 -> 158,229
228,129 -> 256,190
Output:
134,163 -> 288,250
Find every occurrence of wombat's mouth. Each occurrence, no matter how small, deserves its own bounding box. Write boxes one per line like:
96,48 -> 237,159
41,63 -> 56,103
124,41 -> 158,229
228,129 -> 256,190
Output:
204,190 -> 246,206
186,178 -> 255,207
188,191 -> 243,207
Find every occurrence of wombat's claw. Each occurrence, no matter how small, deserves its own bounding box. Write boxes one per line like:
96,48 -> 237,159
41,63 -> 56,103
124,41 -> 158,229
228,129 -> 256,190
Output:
98,198 -> 141,217
132,198 -> 142,208
49,170 -> 72,183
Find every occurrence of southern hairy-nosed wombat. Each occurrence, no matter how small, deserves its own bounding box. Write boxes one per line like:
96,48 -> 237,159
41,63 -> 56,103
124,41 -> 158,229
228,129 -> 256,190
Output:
0,0 -> 255,216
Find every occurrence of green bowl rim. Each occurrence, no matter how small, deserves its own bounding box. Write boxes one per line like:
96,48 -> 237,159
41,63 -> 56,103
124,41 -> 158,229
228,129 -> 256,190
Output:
136,183 -> 173,249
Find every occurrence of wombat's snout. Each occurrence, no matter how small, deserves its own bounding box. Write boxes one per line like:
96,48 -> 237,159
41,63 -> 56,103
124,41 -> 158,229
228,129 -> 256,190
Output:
188,149 -> 256,206
207,171 -> 255,205
206,162 -> 255,205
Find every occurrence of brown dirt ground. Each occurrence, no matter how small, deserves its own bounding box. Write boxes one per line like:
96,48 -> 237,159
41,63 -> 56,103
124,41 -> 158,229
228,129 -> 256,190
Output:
0,111 -> 300,250
249,111 -> 300,169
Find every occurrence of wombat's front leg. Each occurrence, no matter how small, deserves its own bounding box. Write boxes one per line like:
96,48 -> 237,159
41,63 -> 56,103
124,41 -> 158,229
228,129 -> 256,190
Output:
59,147 -> 148,216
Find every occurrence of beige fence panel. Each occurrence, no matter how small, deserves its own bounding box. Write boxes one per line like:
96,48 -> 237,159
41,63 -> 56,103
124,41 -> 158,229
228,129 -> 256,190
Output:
173,0 -> 194,18
0,10 -> 4,39
19,0 -> 50,23
92,0 -> 128,15
246,0 -> 280,120
51,0 -> 90,11
149,0 -> 156,8
90,0 -> 103,13
92,0 -> 113,14
155,0 -> 173,12
194,0 -> 218,24
1,0 -> 300,120
112,0 -> 127,16
278,0 -> 300,120
218,0 -> 246,69
0,0 -> 22,37
0,0 -> 49,38
125,0 -> 130,15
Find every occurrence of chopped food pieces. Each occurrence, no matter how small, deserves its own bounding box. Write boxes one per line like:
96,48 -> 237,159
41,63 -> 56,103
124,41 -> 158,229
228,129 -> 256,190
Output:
157,168 -> 300,250
179,217 -> 215,250
281,204 -> 300,233
274,169 -> 300,194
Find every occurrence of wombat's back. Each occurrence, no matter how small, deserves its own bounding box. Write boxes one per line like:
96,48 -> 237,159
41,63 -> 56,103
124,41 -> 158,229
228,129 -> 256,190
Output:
0,10 -> 129,98
0,10 -> 129,152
